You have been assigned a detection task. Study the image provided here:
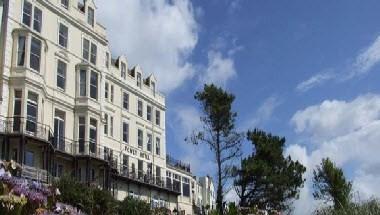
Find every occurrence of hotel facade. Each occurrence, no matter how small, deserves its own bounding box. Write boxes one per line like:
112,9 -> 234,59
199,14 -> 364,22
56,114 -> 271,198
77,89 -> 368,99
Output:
0,0 -> 215,214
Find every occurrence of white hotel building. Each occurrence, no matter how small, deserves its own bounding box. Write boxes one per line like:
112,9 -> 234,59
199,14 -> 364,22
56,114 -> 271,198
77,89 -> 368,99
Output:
0,0 -> 217,214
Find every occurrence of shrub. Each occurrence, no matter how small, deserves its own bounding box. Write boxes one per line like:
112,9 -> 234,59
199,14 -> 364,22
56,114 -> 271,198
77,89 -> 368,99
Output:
118,196 -> 151,215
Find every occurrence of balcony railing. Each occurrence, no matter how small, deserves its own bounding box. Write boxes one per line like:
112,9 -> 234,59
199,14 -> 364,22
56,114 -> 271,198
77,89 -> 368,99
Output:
166,154 -> 191,173
118,167 -> 181,193
0,117 -> 53,143
21,165 -> 48,183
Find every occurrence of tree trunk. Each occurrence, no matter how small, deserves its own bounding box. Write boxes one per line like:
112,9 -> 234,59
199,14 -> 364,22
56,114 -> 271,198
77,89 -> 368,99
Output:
216,131 -> 223,215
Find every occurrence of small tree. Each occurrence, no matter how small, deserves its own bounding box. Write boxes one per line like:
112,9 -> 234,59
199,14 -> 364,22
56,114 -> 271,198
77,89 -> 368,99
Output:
118,197 -> 151,215
233,159 -> 250,207
235,129 -> 306,212
188,84 -> 243,215
313,158 -> 352,210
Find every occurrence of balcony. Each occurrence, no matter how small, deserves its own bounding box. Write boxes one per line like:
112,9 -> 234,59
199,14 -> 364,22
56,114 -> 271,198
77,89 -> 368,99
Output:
21,165 -> 48,183
166,154 -> 191,173
117,167 -> 181,194
0,117 -> 53,143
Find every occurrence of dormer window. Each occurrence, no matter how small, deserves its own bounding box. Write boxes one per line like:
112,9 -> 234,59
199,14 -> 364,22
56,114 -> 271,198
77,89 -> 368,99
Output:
151,82 -> 156,95
137,73 -> 141,88
87,7 -> 95,27
121,62 -> 126,79
61,0 -> 69,9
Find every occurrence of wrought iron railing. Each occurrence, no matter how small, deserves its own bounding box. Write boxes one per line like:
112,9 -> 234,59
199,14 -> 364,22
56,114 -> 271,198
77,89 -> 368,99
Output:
166,154 -> 191,173
0,117 -> 53,142
21,165 -> 48,183
118,166 -> 181,193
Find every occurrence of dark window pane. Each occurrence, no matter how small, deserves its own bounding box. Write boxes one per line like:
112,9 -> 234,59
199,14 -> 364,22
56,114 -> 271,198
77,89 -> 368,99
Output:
59,24 -> 68,48
33,7 -> 42,32
79,70 -> 86,96
90,43 -> 97,64
83,39 -> 89,60
17,36 -> 26,66
22,1 -> 32,26
24,151 -> 34,167
90,71 -> 98,99
57,60 -> 66,89
30,38 -> 41,72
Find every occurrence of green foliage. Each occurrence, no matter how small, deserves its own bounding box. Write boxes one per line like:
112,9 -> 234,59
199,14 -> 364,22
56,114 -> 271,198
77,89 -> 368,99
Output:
0,194 -> 27,215
226,202 -> 239,215
190,84 -> 243,215
152,207 -> 171,215
314,199 -> 380,215
313,158 -> 352,210
118,196 -> 151,215
54,175 -> 118,214
234,129 -> 306,212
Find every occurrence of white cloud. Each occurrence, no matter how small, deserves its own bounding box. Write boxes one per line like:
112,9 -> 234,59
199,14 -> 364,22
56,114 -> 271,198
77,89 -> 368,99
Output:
95,0 -> 198,93
171,106 -> 215,176
291,94 -> 380,142
241,96 -> 282,129
349,36 -> 380,79
296,71 -> 335,93
288,94 -> 380,214
199,50 -> 237,87
296,36 -> 380,92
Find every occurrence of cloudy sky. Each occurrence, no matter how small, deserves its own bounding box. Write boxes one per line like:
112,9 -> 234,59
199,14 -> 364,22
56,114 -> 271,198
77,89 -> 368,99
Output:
95,0 -> 380,214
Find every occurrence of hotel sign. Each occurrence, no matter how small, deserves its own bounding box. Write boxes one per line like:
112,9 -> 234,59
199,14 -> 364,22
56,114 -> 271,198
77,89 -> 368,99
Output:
124,146 -> 150,161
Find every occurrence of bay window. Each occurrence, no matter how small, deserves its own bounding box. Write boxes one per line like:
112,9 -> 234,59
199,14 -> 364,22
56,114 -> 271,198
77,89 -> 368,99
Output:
30,37 -> 41,72
26,92 -> 38,133
17,36 -> 26,66
90,71 -> 98,100
79,69 -> 87,96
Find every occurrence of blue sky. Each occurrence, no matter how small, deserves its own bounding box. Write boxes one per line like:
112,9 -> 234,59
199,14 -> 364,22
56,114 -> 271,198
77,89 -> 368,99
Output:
96,0 -> 380,213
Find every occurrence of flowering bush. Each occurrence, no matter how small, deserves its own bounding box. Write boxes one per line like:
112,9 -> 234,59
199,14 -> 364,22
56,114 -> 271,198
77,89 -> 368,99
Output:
0,160 -> 84,215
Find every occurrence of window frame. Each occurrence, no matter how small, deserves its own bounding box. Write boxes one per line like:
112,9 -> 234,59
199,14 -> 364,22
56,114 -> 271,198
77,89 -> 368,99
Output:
137,129 -> 143,149
123,92 -> 129,110
17,36 -> 26,67
90,70 -> 98,100
57,60 -> 67,90
30,37 -> 42,72
33,6 -> 42,32
138,100 -> 143,117
123,122 -> 129,144
58,23 -> 69,48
